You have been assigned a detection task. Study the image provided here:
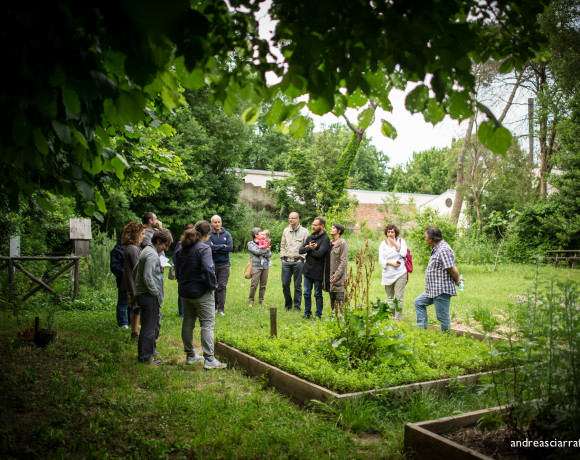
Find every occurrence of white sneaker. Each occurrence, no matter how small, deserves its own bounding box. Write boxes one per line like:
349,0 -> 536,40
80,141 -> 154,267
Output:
121,325 -> 129,329
186,354 -> 204,365
218,311 -> 225,316
204,358 -> 227,370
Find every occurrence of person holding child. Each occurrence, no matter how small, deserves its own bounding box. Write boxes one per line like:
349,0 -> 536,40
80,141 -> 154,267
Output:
257,229 -> 272,268
247,227 -> 272,307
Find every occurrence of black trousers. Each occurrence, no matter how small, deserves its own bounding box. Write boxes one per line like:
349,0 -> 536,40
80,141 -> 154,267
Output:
136,293 -> 161,361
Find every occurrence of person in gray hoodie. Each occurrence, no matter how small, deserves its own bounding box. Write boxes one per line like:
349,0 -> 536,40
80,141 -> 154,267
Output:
133,228 -> 173,364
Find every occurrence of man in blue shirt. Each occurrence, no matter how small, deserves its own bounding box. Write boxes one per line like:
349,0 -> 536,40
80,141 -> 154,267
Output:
414,226 -> 461,332
208,215 -> 233,316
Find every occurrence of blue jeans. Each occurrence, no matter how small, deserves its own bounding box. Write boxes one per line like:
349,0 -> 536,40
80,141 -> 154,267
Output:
414,292 -> 452,332
281,261 -> 304,311
303,275 -> 323,318
116,289 -> 129,327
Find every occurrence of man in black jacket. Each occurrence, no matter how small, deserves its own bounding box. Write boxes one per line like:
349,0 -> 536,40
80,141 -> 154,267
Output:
110,242 -> 129,328
299,217 -> 330,319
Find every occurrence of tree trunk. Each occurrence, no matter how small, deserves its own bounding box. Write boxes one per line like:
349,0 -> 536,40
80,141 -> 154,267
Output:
451,116 -> 475,224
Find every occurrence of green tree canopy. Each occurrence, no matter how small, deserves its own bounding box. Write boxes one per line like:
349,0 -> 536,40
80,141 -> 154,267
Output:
1,0 -> 548,215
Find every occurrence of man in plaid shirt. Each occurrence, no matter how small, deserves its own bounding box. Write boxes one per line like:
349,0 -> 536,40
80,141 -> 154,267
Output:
414,226 -> 461,332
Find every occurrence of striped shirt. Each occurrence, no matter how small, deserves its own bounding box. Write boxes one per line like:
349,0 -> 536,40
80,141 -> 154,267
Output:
424,240 -> 457,297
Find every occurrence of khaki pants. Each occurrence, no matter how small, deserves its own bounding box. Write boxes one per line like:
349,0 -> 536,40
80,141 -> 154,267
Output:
249,268 -> 269,304
384,273 -> 407,320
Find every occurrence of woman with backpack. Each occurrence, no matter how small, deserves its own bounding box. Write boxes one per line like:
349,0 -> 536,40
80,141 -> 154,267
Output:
378,224 -> 409,321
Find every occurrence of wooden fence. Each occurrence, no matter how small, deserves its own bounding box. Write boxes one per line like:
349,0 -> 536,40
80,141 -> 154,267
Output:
0,256 -> 80,302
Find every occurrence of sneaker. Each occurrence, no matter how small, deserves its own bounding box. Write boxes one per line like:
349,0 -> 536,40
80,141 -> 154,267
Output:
186,354 -> 204,365
140,357 -> 162,365
302,315 -> 311,320
121,325 -> 129,329
218,311 -> 225,316
249,301 -> 254,307
204,358 -> 227,370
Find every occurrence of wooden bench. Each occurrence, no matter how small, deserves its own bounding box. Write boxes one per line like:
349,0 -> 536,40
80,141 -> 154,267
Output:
546,250 -> 580,268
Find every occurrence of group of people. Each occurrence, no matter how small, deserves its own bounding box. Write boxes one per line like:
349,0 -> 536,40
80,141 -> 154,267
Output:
111,213 -> 229,368
110,210 -> 462,366
252,212 -> 461,332
243,213 -> 349,318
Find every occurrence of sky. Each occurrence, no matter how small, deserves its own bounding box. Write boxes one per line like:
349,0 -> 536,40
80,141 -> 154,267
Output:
308,91 -> 467,167
255,0 -> 532,169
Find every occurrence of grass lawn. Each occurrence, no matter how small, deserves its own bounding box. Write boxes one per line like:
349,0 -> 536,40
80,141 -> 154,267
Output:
0,251 -> 578,458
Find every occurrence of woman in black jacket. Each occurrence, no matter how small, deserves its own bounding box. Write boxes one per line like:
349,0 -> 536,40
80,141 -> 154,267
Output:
174,220 -> 226,370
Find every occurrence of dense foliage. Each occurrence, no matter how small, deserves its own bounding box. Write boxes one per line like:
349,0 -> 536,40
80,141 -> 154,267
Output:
1,0 -> 548,218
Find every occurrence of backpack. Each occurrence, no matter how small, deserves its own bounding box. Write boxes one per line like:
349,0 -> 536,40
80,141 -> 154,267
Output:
399,238 -> 413,275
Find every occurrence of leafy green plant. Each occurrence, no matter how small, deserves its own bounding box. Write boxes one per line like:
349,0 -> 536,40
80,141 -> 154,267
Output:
322,239 -> 410,368
482,269 -> 580,440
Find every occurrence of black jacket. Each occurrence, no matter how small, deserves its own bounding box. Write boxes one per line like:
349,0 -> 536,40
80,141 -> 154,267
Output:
110,243 -> 124,289
175,241 -> 218,299
299,231 -> 330,280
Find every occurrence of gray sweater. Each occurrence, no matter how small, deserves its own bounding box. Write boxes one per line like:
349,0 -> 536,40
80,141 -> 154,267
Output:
133,244 -> 164,305
247,241 -> 272,269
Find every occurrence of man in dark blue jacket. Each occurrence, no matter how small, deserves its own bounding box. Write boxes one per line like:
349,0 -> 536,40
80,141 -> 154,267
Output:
299,217 -> 330,319
208,215 -> 233,316
110,242 -> 130,328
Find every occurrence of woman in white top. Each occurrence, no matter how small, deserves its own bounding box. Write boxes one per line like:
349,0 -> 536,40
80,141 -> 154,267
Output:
378,224 -> 408,320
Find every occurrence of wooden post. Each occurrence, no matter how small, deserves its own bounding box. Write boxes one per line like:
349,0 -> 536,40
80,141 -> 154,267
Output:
270,307 -> 277,338
8,258 -> 14,302
73,258 -> 80,300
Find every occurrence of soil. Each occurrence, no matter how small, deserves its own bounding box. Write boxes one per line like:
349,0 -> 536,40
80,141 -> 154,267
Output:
444,425 -> 578,459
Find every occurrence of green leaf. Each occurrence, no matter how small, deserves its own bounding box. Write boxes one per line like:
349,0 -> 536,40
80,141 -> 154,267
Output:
447,92 -> 473,120
264,99 -> 287,126
72,129 -> 88,149
357,107 -> 375,130
308,94 -> 334,115
62,85 -> 81,114
348,90 -> 368,108
33,128 -> 49,155
76,180 -> 95,201
95,192 -> 107,214
289,116 -> 308,137
111,155 -> 127,179
423,99 -> 446,124
241,105 -> 261,124
34,195 -> 55,212
478,121 -> 511,155
405,85 -> 429,113
380,119 -> 398,139
117,90 -> 145,123
52,120 -> 72,144
499,59 -> 514,74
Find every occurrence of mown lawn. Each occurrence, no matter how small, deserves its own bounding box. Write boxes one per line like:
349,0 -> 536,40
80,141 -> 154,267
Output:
0,252 -> 578,459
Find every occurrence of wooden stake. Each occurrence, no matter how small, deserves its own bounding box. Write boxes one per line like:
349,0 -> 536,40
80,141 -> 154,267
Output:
270,307 -> 277,338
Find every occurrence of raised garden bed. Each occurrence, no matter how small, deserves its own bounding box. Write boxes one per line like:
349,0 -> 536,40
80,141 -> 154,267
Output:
403,406 -> 505,460
215,341 -> 495,404
215,319 -> 506,404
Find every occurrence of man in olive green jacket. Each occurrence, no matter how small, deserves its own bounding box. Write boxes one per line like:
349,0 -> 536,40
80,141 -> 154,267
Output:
280,212 -> 309,312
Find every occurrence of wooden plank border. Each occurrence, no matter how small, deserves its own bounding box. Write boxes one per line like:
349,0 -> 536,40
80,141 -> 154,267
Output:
403,406 -> 505,460
214,340 -> 499,404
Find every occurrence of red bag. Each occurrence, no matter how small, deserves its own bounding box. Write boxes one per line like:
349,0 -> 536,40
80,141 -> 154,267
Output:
399,238 -> 413,275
